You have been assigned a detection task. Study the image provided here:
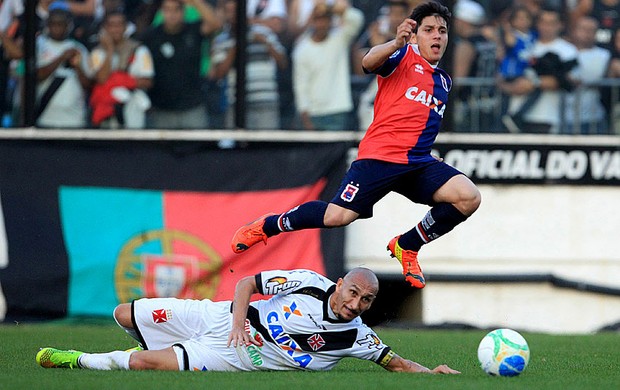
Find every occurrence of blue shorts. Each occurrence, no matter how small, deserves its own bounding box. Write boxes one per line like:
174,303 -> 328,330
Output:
330,159 -> 464,219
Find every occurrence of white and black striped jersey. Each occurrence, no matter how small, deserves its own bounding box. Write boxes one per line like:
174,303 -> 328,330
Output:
238,269 -> 394,371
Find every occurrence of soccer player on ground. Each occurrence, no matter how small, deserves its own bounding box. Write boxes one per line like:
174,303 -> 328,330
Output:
36,268 -> 459,374
231,2 -> 481,289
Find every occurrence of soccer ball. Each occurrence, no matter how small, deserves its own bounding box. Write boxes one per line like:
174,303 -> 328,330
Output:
477,328 -> 530,377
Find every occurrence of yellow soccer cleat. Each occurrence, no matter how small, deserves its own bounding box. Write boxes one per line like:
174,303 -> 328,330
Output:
36,347 -> 83,369
387,235 -> 426,289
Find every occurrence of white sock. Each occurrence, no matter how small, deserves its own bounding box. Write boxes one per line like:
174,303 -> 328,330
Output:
78,350 -> 133,370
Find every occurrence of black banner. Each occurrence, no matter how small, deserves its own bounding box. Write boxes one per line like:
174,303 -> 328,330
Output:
434,143 -> 620,185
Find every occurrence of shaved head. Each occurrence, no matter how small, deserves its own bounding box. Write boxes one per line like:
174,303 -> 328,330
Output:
343,267 -> 379,294
331,267 -> 379,321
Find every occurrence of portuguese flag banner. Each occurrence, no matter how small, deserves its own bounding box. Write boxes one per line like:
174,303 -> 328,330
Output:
0,140 -> 349,321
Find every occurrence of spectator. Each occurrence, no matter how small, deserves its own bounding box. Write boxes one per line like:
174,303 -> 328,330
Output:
141,0 -> 220,129
247,0 -> 287,35
35,5 -> 91,128
500,7 -> 579,133
452,0 -> 497,132
570,0 -> 619,51
278,0 -> 334,129
150,0 -> 222,128
0,0 -> 21,125
89,9 -> 154,129
498,6 -> 536,81
292,0 -> 363,131
564,16 -> 611,134
211,0 -> 287,130
79,0 -> 140,50
354,0 -> 410,131
353,0 -> 409,76
0,0 -> 56,126
0,0 -> 59,59
607,28 -> 620,134
610,29 -> 620,76
63,0 -> 105,48
514,0 -> 546,17
287,0 -> 335,41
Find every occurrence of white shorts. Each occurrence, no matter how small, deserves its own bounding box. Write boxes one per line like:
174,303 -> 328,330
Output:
132,297 -> 249,371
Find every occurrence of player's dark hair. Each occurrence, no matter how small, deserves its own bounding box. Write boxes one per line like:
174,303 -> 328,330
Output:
409,1 -> 451,33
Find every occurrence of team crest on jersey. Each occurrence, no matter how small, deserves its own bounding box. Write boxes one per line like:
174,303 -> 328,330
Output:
307,334 -> 326,351
264,277 -> 302,295
340,183 -> 359,202
440,74 -> 449,92
152,308 -> 172,323
414,64 -> 424,74
356,333 -> 382,350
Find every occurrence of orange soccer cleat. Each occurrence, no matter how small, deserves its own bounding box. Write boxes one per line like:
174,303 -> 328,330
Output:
387,236 -> 426,288
231,213 -> 277,253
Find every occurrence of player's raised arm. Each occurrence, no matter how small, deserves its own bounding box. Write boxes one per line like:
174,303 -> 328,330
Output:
362,18 -> 416,72
384,352 -> 461,374
228,275 -> 261,348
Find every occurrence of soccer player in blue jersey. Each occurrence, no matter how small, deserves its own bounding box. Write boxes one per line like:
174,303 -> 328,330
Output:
36,268 -> 460,374
231,1 -> 481,289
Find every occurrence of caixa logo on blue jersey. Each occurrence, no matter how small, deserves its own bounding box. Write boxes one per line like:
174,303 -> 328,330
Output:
267,311 -> 313,368
404,86 -> 447,117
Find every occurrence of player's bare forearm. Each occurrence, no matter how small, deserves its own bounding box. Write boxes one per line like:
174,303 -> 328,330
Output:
361,40 -> 402,72
385,354 -> 460,374
362,19 -> 415,72
228,276 -> 260,347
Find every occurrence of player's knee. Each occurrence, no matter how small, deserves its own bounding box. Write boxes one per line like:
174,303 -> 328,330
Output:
460,187 -> 482,216
113,304 -> 132,328
324,212 -> 357,227
324,213 -> 348,227
129,348 -> 181,371
324,204 -> 358,227
128,352 -> 150,370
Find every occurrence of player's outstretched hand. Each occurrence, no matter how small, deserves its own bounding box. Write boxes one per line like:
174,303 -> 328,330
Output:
431,364 -> 461,374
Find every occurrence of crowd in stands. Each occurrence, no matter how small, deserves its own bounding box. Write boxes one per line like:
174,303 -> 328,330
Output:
0,0 -> 618,134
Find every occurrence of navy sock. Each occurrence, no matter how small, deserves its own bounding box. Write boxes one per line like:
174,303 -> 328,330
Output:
262,215 -> 281,237
398,203 -> 468,252
263,201 -> 328,237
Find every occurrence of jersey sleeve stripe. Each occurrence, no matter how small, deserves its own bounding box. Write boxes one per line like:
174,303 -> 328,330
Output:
377,347 -> 395,367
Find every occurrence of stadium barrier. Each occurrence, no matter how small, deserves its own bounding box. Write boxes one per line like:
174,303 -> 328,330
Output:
453,77 -> 620,134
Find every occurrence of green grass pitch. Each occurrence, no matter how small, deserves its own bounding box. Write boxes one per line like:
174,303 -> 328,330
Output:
1,320 -> 619,390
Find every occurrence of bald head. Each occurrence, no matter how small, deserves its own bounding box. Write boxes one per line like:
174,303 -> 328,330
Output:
343,267 -> 379,294
330,267 -> 379,321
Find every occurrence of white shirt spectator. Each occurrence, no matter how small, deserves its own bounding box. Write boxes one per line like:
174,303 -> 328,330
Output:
292,0 -> 335,29
508,37 -> 580,132
564,45 -> 611,131
36,35 -> 90,128
292,7 -> 363,117
90,45 -> 154,79
246,0 -> 286,19
0,0 -> 22,32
